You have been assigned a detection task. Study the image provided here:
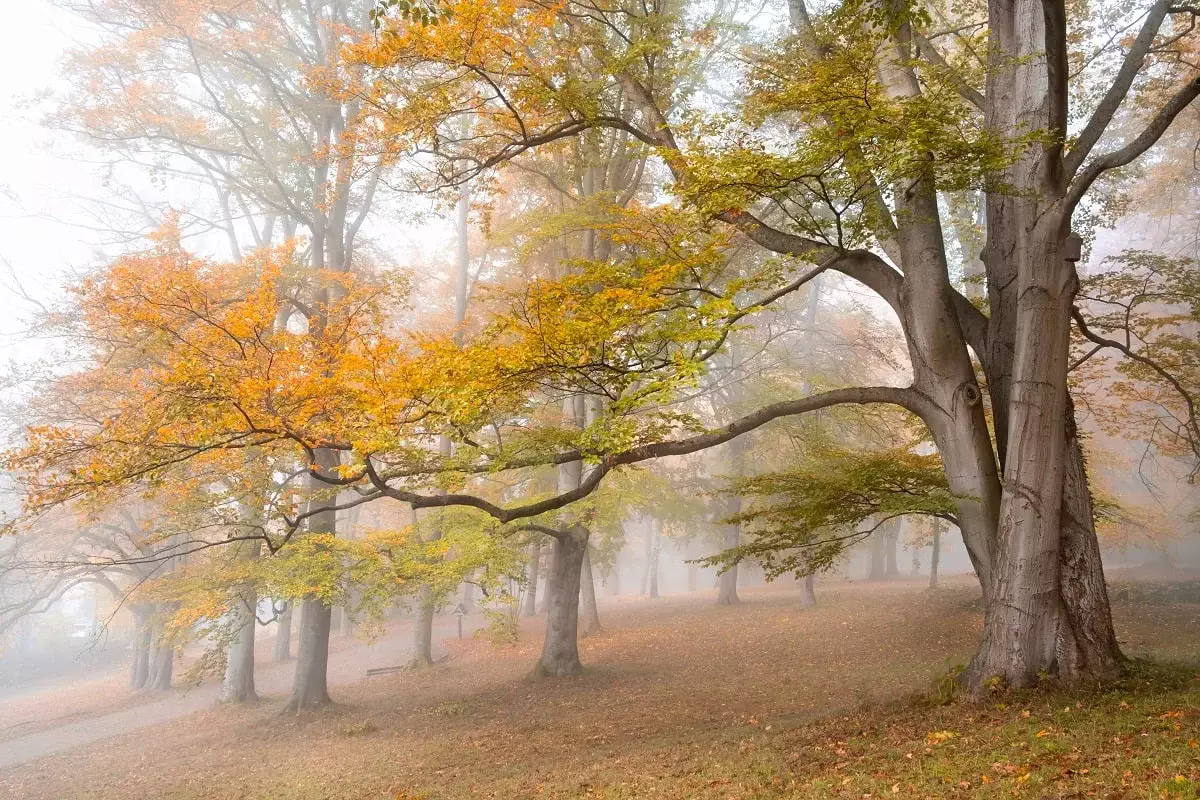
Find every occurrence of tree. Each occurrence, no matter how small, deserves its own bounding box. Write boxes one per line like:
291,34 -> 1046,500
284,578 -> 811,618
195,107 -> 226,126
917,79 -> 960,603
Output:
58,0 -> 393,711
350,0 -> 1200,688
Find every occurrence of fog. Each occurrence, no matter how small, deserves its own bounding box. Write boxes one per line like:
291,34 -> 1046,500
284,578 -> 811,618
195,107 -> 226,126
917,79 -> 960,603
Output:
0,0 -> 1197,795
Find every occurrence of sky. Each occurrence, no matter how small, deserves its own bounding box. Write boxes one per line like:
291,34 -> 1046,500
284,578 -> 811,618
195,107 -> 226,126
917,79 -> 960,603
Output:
0,0 -> 101,326
0,0 -> 457,370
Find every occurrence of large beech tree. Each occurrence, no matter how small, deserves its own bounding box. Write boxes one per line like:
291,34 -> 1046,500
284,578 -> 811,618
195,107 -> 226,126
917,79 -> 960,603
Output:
347,0 -> 1200,686
7,0 -> 1199,695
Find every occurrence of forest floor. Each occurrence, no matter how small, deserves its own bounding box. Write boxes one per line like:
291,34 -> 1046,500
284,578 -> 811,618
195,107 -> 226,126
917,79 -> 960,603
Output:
0,575 -> 1198,799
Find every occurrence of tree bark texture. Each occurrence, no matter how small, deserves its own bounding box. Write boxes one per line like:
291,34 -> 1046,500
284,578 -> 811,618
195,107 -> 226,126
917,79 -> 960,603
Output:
220,597 -> 258,702
579,546 -> 602,637
410,586 -> 436,669
534,526 -> 588,677
273,603 -> 293,662
129,606 -> 152,689
523,540 -> 542,617
286,597 -> 332,711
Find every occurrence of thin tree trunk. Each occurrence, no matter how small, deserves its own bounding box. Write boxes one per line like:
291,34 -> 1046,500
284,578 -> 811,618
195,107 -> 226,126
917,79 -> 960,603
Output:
534,526 -> 587,677
340,598 -> 356,638
648,520 -> 661,600
687,560 -> 698,592
606,553 -> 621,596
460,574 -> 476,613
410,586 -> 436,668
129,607 -> 152,689
929,521 -> 941,589
274,602 -> 293,662
523,540 -> 541,617
717,438 -> 746,606
640,517 -> 653,596
579,546 -> 602,637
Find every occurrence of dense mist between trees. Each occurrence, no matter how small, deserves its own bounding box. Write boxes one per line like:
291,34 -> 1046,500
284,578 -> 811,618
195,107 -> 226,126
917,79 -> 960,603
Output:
0,0 -> 1197,794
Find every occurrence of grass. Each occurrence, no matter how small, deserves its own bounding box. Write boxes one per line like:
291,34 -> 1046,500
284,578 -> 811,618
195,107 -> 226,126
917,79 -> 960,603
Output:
1,577 -> 1198,799
570,660 -> 1200,799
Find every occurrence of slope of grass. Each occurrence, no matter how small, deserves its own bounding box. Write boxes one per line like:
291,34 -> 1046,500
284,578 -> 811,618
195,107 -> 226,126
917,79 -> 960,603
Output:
562,661 -> 1200,800
2,578 -> 1198,800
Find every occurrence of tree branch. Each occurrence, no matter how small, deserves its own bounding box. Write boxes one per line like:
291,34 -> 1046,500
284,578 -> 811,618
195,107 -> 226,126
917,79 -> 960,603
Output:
1064,0 -> 1175,179
1065,74 -> 1200,212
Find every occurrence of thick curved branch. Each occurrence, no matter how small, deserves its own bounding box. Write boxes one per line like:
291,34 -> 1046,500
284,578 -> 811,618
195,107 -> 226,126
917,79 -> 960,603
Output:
371,386 -> 932,524
717,209 -> 904,314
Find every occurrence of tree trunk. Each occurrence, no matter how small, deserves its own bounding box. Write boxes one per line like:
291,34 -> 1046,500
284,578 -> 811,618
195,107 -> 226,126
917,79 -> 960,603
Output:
716,511 -> 740,606
460,573 -> 476,613
523,540 -> 541,617
284,440 -> 338,710
717,437 -> 746,605
800,572 -> 817,608
868,531 -> 886,580
274,602 -> 293,662
606,551 -> 622,596
640,517 -> 653,595
579,545 -> 602,637
648,520 -> 661,600
220,597 -> 257,703
687,560 -> 698,592
129,607 -> 152,689
284,597 -> 333,711
410,586 -> 436,669
147,638 -> 173,690
1054,399 -> 1123,679
929,521 -> 941,589
534,526 -> 587,677
884,525 -> 900,577
967,217 -> 1075,688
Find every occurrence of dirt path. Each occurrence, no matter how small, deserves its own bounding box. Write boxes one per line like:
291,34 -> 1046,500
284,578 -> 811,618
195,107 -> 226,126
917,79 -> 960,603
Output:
0,613 -> 481,769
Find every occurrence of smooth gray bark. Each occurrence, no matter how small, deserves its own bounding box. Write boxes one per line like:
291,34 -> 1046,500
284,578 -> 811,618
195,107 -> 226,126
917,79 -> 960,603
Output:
868,531 -> 887,580
273,602 -> 293,662
284,447 -> 338,712
579,546 -> 602,637
534,526 -> 588,677
523,540 -> 541,617
129,606 -> 152,689
716,437 -> 746,606
220,598 -> 257,703
647,520 -> 661,600
147,636 -> 173,691
929,521 -> 941,589
410,586 -> 436,669
285,597 -> 332,711
800,572 -> 817,608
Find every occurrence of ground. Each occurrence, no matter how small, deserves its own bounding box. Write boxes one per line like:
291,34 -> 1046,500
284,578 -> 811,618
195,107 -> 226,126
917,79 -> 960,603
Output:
0,575 -> 1198,799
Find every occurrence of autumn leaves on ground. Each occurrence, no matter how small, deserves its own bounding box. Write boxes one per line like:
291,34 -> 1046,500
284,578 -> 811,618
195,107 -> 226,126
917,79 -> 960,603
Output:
2,578 -> 1198,800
